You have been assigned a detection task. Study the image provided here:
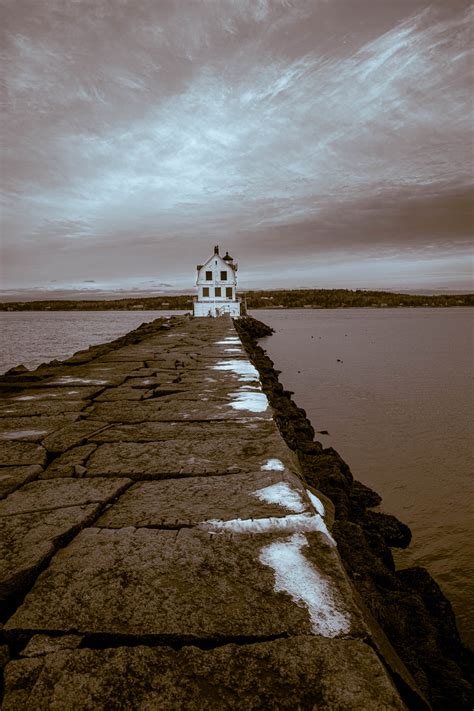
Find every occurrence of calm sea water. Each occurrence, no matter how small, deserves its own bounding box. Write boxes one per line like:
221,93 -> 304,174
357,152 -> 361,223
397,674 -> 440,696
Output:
0,311 -> 188,373
253,308 -> 474,648
1,307 -> 473,646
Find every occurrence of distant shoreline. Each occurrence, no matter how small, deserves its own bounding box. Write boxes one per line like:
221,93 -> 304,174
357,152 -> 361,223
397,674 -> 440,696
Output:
1,288 -> 472,311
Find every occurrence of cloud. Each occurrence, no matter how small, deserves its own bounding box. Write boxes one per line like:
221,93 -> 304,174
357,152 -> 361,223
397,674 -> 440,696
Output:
1,0 -> 472,289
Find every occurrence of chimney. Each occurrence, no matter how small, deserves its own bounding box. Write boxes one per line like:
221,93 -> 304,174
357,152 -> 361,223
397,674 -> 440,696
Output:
214,245 -> 219,255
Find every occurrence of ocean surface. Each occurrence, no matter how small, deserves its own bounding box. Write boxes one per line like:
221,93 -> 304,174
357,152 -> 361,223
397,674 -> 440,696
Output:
254,308 -> 474,648
0,311 -> 187,373
1,307 -> 473,646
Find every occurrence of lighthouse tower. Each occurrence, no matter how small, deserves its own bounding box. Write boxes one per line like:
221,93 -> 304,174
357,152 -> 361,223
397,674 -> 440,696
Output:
193,246 -> 242,317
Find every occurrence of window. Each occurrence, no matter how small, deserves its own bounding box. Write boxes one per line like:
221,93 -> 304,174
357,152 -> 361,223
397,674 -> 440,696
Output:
220,271 -> 227,280
215,287 -> 221,297
202,287 -> 209,297
205,271 -> 212,281
226,287 -> 233,299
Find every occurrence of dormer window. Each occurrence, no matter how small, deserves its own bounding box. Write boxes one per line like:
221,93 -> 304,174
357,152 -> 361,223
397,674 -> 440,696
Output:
220,271 -> 227,280
205,271 -> 212,281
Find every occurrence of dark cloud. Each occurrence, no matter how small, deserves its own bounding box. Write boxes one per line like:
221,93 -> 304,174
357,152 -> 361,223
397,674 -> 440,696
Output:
1,0 -> 472,290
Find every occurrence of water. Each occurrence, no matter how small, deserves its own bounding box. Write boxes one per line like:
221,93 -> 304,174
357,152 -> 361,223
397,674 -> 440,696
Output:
252,308 -> 474,648
1,307 -> 473,646
0,310 -> 188,373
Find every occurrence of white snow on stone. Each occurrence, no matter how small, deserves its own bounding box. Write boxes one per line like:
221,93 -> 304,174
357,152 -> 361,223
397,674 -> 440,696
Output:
228,391 -> 269,412
259,533 -> 350,637
212,360 -> 260,382
253,482 -> 306,513
306,489 -> 325,517
261,458 -> 285,472
202,504 -> 336,546
15,390 -> 80,401
202,512 -> 327,535
310,516 -> 337,547
215,338 -> 241,344
0,430 -> 49,439
51,376 -> 108,385
224,348 -> 244,353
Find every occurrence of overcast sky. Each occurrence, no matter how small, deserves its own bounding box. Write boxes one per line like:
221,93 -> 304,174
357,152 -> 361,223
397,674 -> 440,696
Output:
1,0 -> 473,295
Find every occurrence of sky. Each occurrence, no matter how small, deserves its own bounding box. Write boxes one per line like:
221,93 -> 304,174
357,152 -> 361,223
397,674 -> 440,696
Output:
1,0 -> 473,297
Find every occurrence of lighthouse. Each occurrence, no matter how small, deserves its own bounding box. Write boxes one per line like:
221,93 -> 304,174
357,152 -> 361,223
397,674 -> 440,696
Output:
193,246 -> 243,317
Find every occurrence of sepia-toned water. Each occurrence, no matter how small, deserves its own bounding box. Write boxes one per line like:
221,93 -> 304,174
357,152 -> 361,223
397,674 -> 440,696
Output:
254,307 -> 474,648
1,307 -> 473,646
0,310 -> 187,374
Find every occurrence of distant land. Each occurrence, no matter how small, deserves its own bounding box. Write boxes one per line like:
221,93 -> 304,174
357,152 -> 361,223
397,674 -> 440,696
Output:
1,289 -> 473,311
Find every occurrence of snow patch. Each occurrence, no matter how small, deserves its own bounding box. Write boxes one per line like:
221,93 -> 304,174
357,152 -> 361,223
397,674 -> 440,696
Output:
0,430 -> 49,439
15,390 -> 80,401
212,360 -> 260,382
215,338 -> 241,345
202,512 -> 328,535
306,490 -> 325,517
224,348 -> 244,353
261,458 -> 285,472
254,482 -> 306,513
228,391 -> 269,412
259,533 -> 350,637
51,376 -> 108,385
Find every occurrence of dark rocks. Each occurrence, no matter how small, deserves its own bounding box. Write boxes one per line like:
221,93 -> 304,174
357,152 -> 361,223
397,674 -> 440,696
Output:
362,511 -> 412,549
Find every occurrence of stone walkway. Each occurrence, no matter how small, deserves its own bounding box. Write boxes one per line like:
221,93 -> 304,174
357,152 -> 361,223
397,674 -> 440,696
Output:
0,316 -> 406,709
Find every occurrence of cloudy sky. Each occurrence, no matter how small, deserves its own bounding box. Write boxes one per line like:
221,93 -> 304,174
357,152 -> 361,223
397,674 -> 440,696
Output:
1,0 -> 473,296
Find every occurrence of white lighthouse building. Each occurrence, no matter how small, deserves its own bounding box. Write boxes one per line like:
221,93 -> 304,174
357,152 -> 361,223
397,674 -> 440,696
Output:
193,245 -> 243,317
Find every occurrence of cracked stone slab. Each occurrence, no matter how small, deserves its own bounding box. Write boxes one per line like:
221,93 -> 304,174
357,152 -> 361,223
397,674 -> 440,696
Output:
0,477 -> 130,516
41,420 -> 110,453
94,387 -> 150,402
45,373 -> 130,388
0,504 -> 99,605
98,354 -> 159,363
0,466 -> 43,499
0,442 -> 47,467
88,420 -> 283,443
123,376 -> 188,389
96,470 -> 311,528
88,397 -> 272,423
5,527 -> 367,641
0,416 -> 80,442
40,444 -> 97,479
7,387 -> 104,402
2,637 -> 406,710
86,438 -> 296,478
21,634 -> 84,658
0,401 -> 88,418
125,368 -> 181,379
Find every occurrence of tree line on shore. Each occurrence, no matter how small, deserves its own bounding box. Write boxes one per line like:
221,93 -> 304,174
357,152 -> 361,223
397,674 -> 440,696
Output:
1,289 -> 472,311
